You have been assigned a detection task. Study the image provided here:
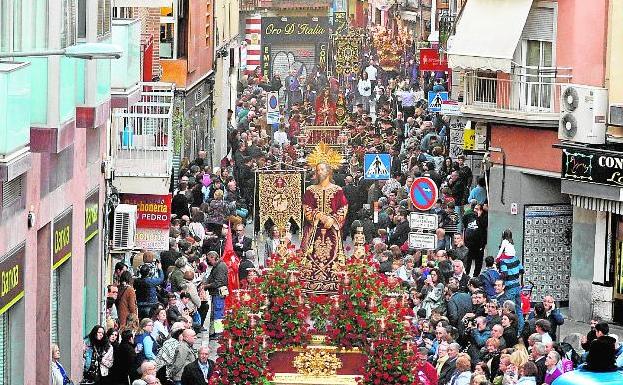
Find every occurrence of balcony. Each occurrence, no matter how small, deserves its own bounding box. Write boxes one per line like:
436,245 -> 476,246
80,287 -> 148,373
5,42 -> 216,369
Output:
239,0 -> 330,10
0,62 -> 30,157
111,19 -> 142,108
460,68 -> 572,128
111,82 -> 174,195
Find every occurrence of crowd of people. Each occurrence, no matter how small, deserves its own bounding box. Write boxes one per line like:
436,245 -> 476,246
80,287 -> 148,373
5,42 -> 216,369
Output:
66,34 -> 623,385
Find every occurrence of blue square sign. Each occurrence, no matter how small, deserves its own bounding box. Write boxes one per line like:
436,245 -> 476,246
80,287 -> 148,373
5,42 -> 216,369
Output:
364,153 -> 391,180
428,91 -> 448,112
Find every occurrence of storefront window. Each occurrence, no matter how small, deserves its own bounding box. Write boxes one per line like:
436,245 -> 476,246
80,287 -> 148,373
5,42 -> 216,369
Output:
0,313 -> 8,385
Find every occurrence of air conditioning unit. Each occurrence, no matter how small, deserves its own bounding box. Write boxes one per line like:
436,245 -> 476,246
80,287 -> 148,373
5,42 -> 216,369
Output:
558,84 -> 608,144
610,104 -> 623,126
113,204 -> 137,250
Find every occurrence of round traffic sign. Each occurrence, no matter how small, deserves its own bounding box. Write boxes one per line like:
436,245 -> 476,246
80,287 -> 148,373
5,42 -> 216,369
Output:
409,177 -> 439,211
268,94 -> 278,109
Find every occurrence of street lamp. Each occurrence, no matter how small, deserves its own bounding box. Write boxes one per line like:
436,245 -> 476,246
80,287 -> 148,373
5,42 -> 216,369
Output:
0,43 -> 122,60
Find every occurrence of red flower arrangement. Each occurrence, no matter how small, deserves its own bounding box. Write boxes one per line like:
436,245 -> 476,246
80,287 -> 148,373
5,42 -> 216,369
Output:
210,283 -> 273,385
325,255 -> 386,349
259,251 -> 311,348
359,297 -> 420,385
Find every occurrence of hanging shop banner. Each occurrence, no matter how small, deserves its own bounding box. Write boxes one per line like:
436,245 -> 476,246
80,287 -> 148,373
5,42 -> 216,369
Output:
53,208 -> 73,270
135,228 -> 169,251
333,12 -> 348,36
0,244 -> 25,316
561,147 -> 623,187
120,194 -> 171,229
85,188 -> 99,243
419,48 -> 448,71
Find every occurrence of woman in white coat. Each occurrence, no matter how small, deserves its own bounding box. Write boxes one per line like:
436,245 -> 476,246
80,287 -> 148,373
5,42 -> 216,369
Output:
51,344 -> 71,385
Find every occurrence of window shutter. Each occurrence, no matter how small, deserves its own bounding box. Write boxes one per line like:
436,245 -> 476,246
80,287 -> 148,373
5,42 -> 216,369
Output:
2,175 -> 24,209
51,269 -> 60,346
0,313 -> 8,384
522,6 -> 555,42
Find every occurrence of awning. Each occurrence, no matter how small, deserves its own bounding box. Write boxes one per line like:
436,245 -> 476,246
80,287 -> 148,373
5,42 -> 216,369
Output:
447,0 -> 533,72
570,195 -> 623,215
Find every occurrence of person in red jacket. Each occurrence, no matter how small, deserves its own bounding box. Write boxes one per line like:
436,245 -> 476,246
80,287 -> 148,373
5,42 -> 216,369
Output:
414,346 -> 439,385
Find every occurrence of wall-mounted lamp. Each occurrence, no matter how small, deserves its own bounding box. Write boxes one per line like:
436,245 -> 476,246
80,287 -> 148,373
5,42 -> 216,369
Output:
27,205 -> 36,229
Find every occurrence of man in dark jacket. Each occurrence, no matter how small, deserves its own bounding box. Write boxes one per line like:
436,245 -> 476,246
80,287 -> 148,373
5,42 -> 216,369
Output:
389,210 -> 410,247
439,343 -> 459,385
204,251 -> 228,338
446,282 -> 472,328
181,346 -> 214,384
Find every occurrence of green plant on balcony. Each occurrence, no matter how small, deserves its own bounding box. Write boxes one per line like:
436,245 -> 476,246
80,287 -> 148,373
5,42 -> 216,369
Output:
172,108 -> 190,156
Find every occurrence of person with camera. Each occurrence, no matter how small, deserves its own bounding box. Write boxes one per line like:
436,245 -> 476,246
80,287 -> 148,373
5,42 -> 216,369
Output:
467,316 -> 491,362
135,260 -> 164,319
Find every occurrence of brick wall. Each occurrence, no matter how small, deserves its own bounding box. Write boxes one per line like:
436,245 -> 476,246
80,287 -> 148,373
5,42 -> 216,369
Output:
132,7 -> 161,79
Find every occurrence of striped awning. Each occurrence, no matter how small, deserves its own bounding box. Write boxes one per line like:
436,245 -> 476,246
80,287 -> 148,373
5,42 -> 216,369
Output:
569,195 -> 623,215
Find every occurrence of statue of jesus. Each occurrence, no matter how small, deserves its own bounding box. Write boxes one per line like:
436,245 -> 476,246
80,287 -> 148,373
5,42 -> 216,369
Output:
300,162 -> 349,294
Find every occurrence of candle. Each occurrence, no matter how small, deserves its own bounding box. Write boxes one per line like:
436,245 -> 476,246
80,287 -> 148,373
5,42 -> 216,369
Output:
262,335 -> 268,349
228,338 -> 232,350
379,317 -> 386,331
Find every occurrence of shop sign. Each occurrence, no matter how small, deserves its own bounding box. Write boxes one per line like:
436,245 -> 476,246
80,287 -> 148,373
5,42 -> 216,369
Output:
0,244 -> 25,316
261,17 -> 330,43
419,48 -> 448,71
53,209 -> 73,270
562,147 -> 623,187
333,12 -> 348,36
135,228 -> 169,251
462,120 -> 487,152
120,194 -> 171,229
85,188 -> 99,243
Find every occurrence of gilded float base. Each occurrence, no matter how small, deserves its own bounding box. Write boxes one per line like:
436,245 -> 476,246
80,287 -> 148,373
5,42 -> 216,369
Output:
271,373 -> 360,385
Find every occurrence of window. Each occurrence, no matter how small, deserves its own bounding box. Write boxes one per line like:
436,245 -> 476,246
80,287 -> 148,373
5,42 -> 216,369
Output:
524,40 -> 553,110
51,269 -> 60,345
0,313 -> 8,385
77,0 -> 87,39
97,0 -> 112,38
205,0 -> 212,46
472,71 -> 497,105
61,0 -> 77,48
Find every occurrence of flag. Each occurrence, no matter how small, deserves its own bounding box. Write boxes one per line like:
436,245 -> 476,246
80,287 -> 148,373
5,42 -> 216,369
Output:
222,222 -> 240,309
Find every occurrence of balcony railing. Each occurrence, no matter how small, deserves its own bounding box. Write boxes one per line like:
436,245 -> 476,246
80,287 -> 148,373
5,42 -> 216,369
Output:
240,0 -> 259,11
461,67 -> 572,119
112,82 -> 174,178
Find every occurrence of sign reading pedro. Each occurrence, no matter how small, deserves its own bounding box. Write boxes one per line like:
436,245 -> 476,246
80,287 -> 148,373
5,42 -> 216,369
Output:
261,17 -> 330,43
120,194 -> 171,229
0,245 -> 25,316
53,209 -> 73,270
85,188 -> 99,243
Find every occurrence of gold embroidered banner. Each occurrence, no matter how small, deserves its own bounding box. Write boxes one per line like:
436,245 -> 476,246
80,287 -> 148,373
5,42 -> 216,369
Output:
257,172 -> 303,234
334,35 -> 359,75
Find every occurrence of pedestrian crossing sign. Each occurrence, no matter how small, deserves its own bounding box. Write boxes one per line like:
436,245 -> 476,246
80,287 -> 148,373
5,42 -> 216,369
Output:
364,153 -> 391,180
428,91 -> 448,112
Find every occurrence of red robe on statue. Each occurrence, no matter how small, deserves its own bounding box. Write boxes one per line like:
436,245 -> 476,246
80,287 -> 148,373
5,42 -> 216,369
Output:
314,93 -> 337,126
222,223 -> 240,309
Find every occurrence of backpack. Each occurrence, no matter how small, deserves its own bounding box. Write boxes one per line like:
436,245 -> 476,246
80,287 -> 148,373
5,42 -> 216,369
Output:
559,341 -> 581,368
135,333 -> 159,366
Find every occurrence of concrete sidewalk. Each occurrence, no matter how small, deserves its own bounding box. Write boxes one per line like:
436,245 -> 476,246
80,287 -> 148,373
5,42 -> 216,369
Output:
558,309 -> 623,353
